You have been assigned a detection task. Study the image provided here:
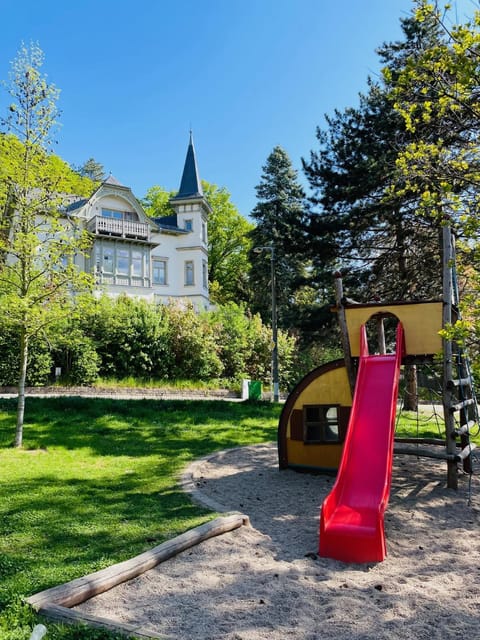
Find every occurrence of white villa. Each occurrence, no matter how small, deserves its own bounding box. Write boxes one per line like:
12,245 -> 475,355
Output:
65,134 -> 211,309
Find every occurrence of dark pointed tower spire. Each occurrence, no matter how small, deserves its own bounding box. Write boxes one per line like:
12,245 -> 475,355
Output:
173,131 -> 203,200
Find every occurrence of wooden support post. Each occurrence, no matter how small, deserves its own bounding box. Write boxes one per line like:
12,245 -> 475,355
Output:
334,273 -> 356,397
442,226 -> 458,489
377,316 -> 386,355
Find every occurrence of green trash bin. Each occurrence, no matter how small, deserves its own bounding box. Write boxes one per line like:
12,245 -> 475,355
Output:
248,380 -> 262,400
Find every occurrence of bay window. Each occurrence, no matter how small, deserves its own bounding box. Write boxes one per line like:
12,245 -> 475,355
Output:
117,249 -> 129,275
94,242 -> 150,285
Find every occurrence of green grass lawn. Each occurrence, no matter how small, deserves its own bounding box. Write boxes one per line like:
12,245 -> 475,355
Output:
395,407 -> 446,439
0,397 -> 281,639
396,406 -> 480,444
1,397 -> 477,639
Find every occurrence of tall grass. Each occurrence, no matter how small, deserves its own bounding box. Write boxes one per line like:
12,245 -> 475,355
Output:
90,377 -> 231,390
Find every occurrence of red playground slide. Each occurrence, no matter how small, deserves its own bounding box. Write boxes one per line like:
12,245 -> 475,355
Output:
319,322 -> 405,563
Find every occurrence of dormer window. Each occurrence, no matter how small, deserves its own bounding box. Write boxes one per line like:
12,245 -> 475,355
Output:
184,219 -> 193,231
101,208 -> 137,222
102,208 -> 123,220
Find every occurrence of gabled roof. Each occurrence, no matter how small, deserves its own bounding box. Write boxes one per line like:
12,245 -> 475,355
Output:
104,174 -> 124,187
171,132 -> 203,200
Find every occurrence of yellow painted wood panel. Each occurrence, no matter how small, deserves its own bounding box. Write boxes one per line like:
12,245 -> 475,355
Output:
291,367 -> 352,413
345,302 -> 443,356
287,440 -> 343,469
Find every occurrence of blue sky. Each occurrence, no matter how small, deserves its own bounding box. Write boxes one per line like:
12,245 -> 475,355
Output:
0,0 -> 478,217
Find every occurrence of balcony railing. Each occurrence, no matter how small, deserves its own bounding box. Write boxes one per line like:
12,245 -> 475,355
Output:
97,274 -> 151,288
87,216 -> 150,241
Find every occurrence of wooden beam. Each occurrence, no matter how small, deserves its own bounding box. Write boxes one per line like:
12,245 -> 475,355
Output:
450,398 -> 475,413
456,443 -> 477,461
455,421 -> 476,436
34,603 -> 163,639
442,225 -> 458,489
27,513 -> 249,610
447,377 -> 471,389
394,444 -> 457,460
334,273 -> 356,396
395,437 -> 446,446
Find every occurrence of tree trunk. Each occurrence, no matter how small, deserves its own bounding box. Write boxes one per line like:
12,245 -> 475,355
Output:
403,363 -> 418,412
14,329 -> 29,448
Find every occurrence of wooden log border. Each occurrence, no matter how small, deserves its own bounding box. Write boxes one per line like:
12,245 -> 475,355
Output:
26,513 -> 250,639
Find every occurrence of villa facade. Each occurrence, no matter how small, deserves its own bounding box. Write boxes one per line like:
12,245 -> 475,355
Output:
66,134 -> 211,309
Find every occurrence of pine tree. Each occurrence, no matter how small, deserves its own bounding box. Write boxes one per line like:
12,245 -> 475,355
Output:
302,12 -> 446,303
75,157 -> 105,182
249,146 -> 308,329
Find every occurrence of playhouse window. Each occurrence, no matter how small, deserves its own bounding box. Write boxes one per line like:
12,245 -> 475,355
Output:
303,405 -> 340,443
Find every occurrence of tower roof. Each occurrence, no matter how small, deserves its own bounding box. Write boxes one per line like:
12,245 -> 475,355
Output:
172,132 -> 203,200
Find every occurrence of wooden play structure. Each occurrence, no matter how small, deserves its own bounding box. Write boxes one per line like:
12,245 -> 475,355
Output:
278,227 -> 478,561
279,227 -> 477,483
278,298 -> 449,471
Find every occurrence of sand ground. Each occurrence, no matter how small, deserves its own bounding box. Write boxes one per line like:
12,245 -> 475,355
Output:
76,443 -> 480,640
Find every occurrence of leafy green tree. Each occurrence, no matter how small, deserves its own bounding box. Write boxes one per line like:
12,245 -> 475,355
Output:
143,181 -> 253,305
302,10 -> 453,408
202,182 -> 253,304
78,294 -> 173,379
0,43 -> 93,446
389,0 -> 480,368
0,133 -> 93,265
209,302 -> 281,382
249,146 -> 308,328
0,318 -> 53,386
166,303 -> 223,380
142,185 -> 176,218
388,1 -> 480,233
210,301 -> 298,389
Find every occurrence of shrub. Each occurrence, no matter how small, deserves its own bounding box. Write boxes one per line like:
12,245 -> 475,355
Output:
0,322 -> 52,386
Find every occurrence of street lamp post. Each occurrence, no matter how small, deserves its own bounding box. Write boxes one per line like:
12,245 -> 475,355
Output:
253,245 -> 279,402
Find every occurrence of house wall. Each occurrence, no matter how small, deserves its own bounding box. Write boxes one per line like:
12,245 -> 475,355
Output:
74,186 -> 210,309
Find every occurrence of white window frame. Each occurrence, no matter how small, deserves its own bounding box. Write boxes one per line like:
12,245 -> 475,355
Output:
152,259 -> 168,285
101,208 -> 123,220
117,248 -> 129,275
94,242 -> 149,281
185,260 -> 195,286
202,260 -> 208,289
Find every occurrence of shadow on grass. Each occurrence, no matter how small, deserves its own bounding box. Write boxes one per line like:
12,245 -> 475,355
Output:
0,472 -> 212,605
0,397 -> 280,610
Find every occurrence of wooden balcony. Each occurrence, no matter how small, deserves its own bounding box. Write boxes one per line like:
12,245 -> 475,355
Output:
87,216 -> 150,241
